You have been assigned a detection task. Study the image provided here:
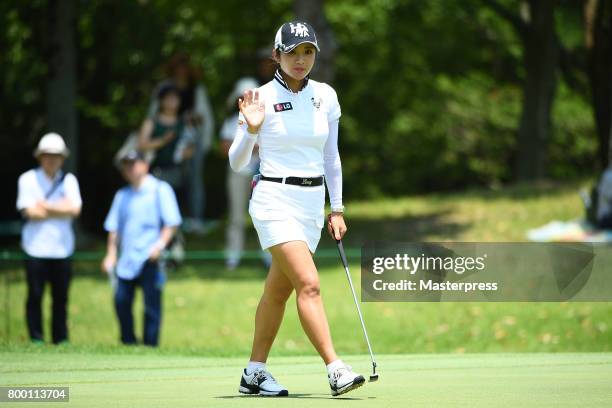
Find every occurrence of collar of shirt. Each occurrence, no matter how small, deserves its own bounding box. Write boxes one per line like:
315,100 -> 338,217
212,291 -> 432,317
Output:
130,174 -> 157,193
36,167 -> 63,184
273,69 -> 310,95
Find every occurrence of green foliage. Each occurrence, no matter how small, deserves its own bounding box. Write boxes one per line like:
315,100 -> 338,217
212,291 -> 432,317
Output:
549,83 -> 598,179
328,0 -> 596,197
0,0 -> 598,225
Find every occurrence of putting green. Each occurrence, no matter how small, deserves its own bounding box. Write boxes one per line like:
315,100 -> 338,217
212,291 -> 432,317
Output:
1,351 -> 611,407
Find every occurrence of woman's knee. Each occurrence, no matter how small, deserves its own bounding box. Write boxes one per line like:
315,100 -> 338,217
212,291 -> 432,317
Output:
270,242 -> 320,297
297,277 -> 321,299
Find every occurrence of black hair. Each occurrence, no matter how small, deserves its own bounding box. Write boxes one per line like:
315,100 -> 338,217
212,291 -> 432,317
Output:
157,81 -> 180,100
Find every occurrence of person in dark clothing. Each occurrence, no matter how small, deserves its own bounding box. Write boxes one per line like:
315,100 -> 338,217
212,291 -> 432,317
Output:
597,166 -> 612,229
138,82 -> 193,209
148,53 -> 215,233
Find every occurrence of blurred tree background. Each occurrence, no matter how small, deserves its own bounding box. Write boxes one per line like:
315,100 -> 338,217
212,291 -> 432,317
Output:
0,0 -> 610,235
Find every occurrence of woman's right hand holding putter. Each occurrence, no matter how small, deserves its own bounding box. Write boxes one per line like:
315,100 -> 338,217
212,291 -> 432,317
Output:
239,89 -> 265,134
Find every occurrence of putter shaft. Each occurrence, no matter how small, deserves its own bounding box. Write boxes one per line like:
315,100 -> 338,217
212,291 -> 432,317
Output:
336,240 -> 378,377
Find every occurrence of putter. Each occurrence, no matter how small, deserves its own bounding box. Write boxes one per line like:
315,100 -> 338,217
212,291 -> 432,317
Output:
335,238 -> 379,382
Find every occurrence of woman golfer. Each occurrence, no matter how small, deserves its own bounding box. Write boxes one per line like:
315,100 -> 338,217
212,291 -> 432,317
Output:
229,21 -> 365,397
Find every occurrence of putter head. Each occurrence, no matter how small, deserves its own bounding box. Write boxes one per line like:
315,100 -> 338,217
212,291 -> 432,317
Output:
369,362 -> 379,382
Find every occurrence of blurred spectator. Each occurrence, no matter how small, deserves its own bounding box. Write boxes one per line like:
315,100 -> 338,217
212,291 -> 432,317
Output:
596,166 -> 612,229
139,81 -> 194,207
16,133 -> 82,344
101,149 -> 181,346
148,53 -> 214,233
255,45 -> 277,83
220,77 -> 271,270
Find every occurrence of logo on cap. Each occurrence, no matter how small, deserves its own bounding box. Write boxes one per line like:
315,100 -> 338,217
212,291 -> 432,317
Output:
290,23 -> 309,37
275,21 -> 320,53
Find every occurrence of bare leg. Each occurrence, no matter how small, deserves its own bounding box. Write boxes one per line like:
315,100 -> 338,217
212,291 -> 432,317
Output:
249,259 -> 293,362
269,241 -> 338,365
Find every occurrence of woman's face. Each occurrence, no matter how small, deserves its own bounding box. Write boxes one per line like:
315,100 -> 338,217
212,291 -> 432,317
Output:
278,43 -> 316,81
160,91 -> 180,113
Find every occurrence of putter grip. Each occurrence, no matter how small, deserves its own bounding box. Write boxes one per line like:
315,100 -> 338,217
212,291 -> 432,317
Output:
336,239 -> 350,268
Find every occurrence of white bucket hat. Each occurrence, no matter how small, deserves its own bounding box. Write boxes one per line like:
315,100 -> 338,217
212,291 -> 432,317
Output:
34,133 -> 70,157
227,77 -> 259,108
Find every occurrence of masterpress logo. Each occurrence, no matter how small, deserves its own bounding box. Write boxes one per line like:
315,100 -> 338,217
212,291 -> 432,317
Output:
361,242 -> 612,302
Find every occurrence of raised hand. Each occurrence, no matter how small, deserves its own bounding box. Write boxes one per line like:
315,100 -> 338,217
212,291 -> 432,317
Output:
239,89 -> 265,134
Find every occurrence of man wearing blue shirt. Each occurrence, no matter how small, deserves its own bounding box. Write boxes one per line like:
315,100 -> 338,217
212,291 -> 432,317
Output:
102,149 -> 182,346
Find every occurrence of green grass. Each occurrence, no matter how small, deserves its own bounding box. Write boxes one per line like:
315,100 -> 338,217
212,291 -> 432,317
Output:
1,183 -> 611,407
1,350 -> 611,407
181,180 -> 592,249
1,264 -> 612,354
2,181 -> 611,354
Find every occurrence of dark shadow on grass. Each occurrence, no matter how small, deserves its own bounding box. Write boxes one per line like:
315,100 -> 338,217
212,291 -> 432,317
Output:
337,209 -> 463,249
216,393 -> 368,400
435,180 -> 584,202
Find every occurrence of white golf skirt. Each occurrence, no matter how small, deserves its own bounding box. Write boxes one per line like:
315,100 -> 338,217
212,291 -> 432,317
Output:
249,179 -> 326,253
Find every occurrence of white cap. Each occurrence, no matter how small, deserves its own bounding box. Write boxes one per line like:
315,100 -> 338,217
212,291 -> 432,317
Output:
34,133 -> 70,157
227,77 -> 259,108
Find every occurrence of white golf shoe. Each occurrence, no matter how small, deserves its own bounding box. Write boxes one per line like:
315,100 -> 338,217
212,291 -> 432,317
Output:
239,368 -> 288,396
328,364 -> 366,396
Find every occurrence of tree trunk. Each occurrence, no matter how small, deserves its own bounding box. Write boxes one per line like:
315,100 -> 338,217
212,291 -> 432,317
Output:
47,0 -> 78,173
586,0 -> 612,169
609,69 -> 612,165
515,0 -> 559,180
294,0 -> 337,83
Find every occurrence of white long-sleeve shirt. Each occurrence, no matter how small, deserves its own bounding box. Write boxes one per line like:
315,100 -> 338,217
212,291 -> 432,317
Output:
229,72 -> 343,209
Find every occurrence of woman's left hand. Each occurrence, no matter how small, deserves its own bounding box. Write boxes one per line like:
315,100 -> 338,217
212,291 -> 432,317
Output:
327,212 -> 347,241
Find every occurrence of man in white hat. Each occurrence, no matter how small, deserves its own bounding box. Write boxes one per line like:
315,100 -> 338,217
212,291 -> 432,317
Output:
16,132 -> 82,344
